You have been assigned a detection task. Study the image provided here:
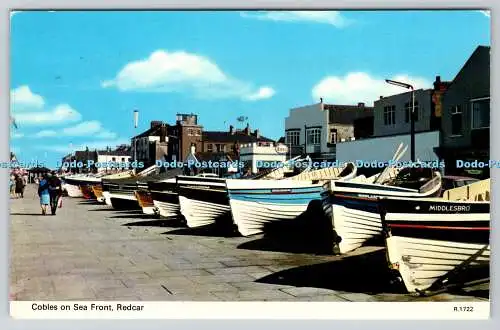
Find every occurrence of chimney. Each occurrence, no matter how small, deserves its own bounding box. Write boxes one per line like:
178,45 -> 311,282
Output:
254,129 -> 260,139
358,102 -> 365,108
380,96 -> 384,100
320,97 -> 323,104
160,124 -> 166,143
229,125 -> 234,135
244,123 -> 250,135
151,120 -> 162,129
434,75 -> 442,90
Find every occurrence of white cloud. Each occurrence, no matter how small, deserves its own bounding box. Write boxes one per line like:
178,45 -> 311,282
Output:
479,10 -> 490,18
11,85 -> 45,109
102,50 -> 275,101
62,121 -> 102,136
243,86 -> 276,101
96,130 -> 118,139
34,130 -> 58,138
240,11 -> 351,28
32,121 -> 118,139
14,104 -> 82,126
312,72 -> 431,106
10,132 -> 24,139
42,139 -> 129,153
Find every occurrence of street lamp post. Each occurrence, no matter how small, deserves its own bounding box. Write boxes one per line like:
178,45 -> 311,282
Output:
133,109 -> 139,171
385,79 -> 415,162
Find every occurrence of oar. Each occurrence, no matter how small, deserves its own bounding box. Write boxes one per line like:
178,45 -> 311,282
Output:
375,143 -> 407,184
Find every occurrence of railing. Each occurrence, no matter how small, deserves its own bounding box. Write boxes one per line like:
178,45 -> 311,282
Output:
442,178 -> 491,201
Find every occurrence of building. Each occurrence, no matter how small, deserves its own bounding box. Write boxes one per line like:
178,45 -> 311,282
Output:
239,142 -> 287,174
96,145 -> 131,173
436,45 -> 490,178
198,124 -> 275,175
131,121 -> 169,168
374,89 -> 435,137
61,145 -> 132,174
336,130 -> 441,176
284,101 -> 374,161
171,113 -> 203,162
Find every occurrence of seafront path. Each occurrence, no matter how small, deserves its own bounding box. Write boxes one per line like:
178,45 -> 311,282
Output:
10,184 -> 488,302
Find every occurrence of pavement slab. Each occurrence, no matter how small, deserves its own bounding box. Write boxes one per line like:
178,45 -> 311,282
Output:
10,185 -> 489,302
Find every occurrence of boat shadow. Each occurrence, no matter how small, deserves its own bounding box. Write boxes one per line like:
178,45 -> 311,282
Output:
162,213 -> 239,238
238,199 -> 370,255
78,200 -> 99,205
110,214 -> 158,220
255,248 -> 399,294
122,217 -> 186,228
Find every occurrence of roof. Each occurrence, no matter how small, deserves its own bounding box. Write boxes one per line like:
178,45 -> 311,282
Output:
98,149 -> 130,156
202,131 -> 275,143
133,124 -> 167,139
325,104 -> 374,125
75,150 -> 98,159
446,45 -> 490,90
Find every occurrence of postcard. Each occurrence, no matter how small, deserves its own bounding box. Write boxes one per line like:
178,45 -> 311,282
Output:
9,9 -> 490,319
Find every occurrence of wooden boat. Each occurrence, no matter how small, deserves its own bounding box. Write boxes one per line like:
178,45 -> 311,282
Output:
322,167 -> 442,254
134,190 -> 156,215
177,157 -> 313,229
101,165 -> 159,209
80,184 -> 96,200
226,162 -> 357,236
378,178 -> 490,294
91,185 -> 105,203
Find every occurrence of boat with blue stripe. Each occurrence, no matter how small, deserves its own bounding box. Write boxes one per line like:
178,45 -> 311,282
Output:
226,162 -> 357,237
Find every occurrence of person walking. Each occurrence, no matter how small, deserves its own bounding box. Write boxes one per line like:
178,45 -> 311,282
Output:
38,174 -> 50,215
48,172 -> 63,215
14,174 -> 24,198
9,175 -> 14,197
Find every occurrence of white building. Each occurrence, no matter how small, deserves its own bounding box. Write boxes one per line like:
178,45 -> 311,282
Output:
336,131 -> 441,169
284,101 -> 373,161
239,142 -> 287,174
96,146 -> 131,173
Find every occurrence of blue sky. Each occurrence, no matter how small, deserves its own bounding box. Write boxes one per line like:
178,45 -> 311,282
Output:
10,10 -> 490,168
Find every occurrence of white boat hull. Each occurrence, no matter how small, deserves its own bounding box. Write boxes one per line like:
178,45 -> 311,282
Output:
179,196 -> 231,228
63,183 -> 83,198
152,200 -> 179,218
103,191 -> 112,206
229,199 -> 309,236
142,206 -> 157,215
386,235 -> 490,293
324,202 -> 383,254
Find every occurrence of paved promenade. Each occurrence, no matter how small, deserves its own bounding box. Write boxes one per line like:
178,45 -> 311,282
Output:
10,185 -> 489,302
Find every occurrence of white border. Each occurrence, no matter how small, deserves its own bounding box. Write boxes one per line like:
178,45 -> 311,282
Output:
9,301 -> 491,320
2,0 -> 498,328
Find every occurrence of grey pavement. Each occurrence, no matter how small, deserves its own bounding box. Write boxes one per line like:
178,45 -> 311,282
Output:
10,185 -> 489,302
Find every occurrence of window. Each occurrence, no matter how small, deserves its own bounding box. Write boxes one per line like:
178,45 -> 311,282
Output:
215,144 -> 226,152
471,98 -> 490,129
207,143 -> 213,152
121,158 -> 125,162
450,105 -> 462,136
187,129 -> 193,136
286,131 -> 300,146
306,128 -> 321,145
112,157 -> 116,161
383,105 -> 396,126
404,101 -> 419,123
330,129 -> 337,144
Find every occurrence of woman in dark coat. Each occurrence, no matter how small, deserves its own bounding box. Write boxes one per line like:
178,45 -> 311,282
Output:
48,172 -> 63,215
14,175 -> 24,198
